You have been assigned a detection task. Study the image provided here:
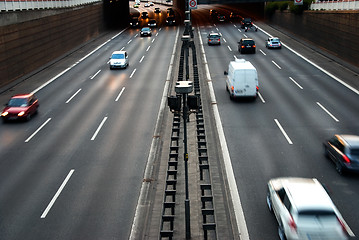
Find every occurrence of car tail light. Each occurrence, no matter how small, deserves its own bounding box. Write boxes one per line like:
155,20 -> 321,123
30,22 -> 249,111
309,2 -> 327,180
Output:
241,46 -> 245,48
253,45 -> 256,48
289,215 -> 297,232
337,216 -> 347,234
231,86 -> 234,92
342,154 -> 350,163
256,86 -> 259,92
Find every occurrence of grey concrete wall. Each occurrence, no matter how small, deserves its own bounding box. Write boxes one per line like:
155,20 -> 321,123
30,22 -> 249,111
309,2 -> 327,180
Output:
0,3 -> 105,88
268,10 -> 359,68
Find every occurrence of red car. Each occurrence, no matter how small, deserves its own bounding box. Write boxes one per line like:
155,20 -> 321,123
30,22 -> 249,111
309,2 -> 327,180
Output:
1,93 -> 39,122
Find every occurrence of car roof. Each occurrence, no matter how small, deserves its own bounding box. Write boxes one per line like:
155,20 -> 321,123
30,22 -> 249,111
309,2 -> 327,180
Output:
270,177 -> 335,212
336,134 -> 359,148
112,50 -> 126,55
11,93 -> 33,99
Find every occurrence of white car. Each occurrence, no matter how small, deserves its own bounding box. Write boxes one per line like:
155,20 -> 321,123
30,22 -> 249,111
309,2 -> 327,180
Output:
109,51 -> 129,69
266,177 -> 351,240
266,37 -> 282,49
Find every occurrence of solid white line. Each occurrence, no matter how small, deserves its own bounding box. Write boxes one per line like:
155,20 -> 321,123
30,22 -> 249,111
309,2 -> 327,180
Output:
289,77 -> 303,89
66,88 -> 82,104
197,27 -> 250,240
146,46 -> 151,52
90,69 -> 101,80
316,102 -> 339,122
272,60 -> 282,69
40,169 -> 74,218
25,118 -> 51,142
227,46 -> 232,52
258,92 -> 265,103
274,119 -> 293,144
255,25 -> 359,96
259,49 -> 266,56
91,117 -> 108,141
30,28 -> 128,94
115,87 -> 125,102
130,69 -> 136,78
129,27 -> 180,240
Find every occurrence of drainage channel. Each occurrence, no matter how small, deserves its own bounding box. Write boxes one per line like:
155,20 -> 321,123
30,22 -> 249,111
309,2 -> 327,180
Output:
160,36 -> 217,239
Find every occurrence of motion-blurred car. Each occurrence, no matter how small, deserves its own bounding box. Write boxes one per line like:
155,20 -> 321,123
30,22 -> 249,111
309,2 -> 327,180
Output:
154,7 -> 161,13
109,50 -> 129,69
133,3 -> 139,8
140,27 -> 152,37
229,12 -> 240,20
324,134 -> 359,174
149,2 -> 154,6
240,17 -> 253,29
217,14 -> 226,22
1,93 -> 39,122
166,16 -> 176,25
207,32 -> 221,45
209,9 -> 217,18
148,19 -> 157,27
267,177 -> 350,240
129,17 -> 139,27
141,12 -> 149,19
238,38 -> 256,53
266,37 -> 282,49
144,2 -> 150,7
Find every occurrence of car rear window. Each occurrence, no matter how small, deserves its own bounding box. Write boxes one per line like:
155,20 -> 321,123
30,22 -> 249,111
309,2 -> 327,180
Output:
112,54 -> 125,59
243,40 -> 255,45
298,210 -> 336,216
350,148 -> 359,156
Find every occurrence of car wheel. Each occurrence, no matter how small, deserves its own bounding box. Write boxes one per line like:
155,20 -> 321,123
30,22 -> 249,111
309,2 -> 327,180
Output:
324,146 -> 329,158
26,114 -> 31,121
266,192 -> 273,212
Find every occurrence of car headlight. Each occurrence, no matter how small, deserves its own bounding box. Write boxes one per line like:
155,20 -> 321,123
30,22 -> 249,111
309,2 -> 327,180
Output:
1,111 -> 9,117
18,111 -> 25,117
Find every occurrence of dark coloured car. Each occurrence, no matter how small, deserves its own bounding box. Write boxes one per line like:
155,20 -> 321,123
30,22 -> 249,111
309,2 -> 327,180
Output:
238,38 -> 256,53
241,18 -> 253,29
166,16 -> 176,25
1,93 -> 39,122
154,7 -> 161,13
141,12 -> 149,19
229,12 -> 241,20
324,134 -> 359,174
140,27 -> 152,37
207,32 -> 221,45
148,19 -> 157,27
129,17 -> 139,28
217,14 -> 226,22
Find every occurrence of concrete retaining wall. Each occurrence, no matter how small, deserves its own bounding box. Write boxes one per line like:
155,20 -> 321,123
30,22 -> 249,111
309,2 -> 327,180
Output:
268,10 -> 359,67
0,3 -> 104,88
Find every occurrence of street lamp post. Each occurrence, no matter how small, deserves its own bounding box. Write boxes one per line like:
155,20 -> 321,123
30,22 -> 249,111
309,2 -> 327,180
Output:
175,81 -> 193,239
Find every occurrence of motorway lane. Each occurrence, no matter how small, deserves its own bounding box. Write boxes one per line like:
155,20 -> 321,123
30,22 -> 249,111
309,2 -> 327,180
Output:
193,6 -> 359,240
0,13 -> 178,239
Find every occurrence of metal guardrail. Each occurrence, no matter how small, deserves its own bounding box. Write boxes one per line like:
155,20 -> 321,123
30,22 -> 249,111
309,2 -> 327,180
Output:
0,0 -> 101,11
310,0 -> 359,10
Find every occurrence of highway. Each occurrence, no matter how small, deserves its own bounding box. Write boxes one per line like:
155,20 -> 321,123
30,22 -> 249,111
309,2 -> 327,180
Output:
0,3 -> 359,240
0,4 -> 178,239
193,5 -> 359,240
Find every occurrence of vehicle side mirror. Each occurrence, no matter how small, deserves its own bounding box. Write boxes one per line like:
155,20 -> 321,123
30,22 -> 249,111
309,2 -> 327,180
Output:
224,71 -> 228,75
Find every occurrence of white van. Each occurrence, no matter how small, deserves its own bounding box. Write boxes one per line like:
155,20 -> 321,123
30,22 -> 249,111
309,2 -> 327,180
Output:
225,58 -> 258,99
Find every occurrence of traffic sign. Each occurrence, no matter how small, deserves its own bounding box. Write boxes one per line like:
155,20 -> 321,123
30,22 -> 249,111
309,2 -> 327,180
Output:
189,0 -> 197,9
294,0 -> 303,5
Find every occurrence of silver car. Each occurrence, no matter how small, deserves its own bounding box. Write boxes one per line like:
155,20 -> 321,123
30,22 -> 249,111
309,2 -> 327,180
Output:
109,51 -> 129,69
267,177 -> 352,240
266,37 -> 282,49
